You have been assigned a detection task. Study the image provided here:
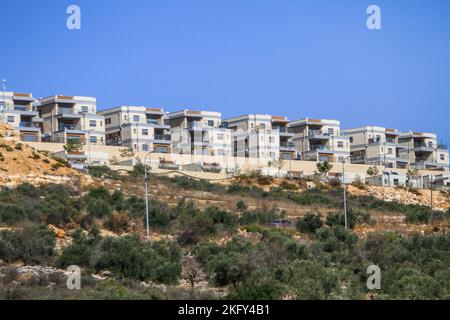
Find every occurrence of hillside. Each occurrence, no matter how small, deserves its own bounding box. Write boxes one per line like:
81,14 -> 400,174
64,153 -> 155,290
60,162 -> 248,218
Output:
0,124 -> 82,187
0,129 -> 449,300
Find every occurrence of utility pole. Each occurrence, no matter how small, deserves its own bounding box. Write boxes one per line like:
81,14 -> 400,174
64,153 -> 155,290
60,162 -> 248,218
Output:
144,152 -> 152,241
342,157 -> 348,229
430,174 -> 433,225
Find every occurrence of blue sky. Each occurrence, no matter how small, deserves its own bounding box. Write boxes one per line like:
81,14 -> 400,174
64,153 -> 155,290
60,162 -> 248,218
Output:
1,0 -> 449,143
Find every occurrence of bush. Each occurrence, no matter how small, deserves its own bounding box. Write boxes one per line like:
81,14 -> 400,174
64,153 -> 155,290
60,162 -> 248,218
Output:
57,227 -> 101,268
104,212 -> 131,234
326,209 -> 372,229
238,206 -> 284,226
0,225 -> 55,264
280,180 -> 299,191
87,199 -> 113,218
95,235 -> 182,284
288,190 -> 332,206
88,166 -> 120,180
0,204 -> 27,225
228,277 -> 285,300
296,213 -> 323,234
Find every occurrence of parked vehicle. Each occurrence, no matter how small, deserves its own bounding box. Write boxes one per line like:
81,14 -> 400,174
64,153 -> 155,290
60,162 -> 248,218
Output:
269,220 -> 293,228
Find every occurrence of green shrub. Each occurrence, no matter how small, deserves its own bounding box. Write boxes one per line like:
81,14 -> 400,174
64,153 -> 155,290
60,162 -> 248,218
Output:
296,213 -> 323,234
57,227 -> 101,268
0,225 -> 55,264
95,235 -> 182,284
228,277 -> 285,300
288,190 -> 332,206
238,206 -> 284,226
326,209 -> 372,229
87,199 -> 113,218
88,166 -> 120,180
0,204 -> 27,225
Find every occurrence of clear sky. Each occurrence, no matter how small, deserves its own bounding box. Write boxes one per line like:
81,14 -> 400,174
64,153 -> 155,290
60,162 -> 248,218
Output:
1,0 -> 449,143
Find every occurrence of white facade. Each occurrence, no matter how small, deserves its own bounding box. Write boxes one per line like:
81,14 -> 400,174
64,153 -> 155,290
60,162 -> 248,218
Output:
343,126 -> 409,169
37,95 -> 105,145
166,109 -> 232,156
0,91 -> 43,142
398,132 -> 449,170
223,114 -> 285,161
100,106 -> 172,153
288,118 -> 350,163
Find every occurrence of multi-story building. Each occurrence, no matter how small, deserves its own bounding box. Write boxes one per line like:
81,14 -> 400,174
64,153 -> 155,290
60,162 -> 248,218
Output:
288,118 -> 350,163
166,109 -> 232,156
398,131 -> 449,170
343,126 -> 409,169
37,95 -> 105,145
0,91 -> 43,142
223,114 -> 295,160
100,106 -> 172,153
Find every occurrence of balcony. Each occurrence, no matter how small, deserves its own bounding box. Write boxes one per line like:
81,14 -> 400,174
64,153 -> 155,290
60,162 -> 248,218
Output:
307,130 -> 332,140
188,121 -> 206,130
413,145 -> 434,153
19,122 -> 41,132
154,134 -> 172,143
58,124 -> 81,132
147,119 -> 170,129
56,108 -> 83,119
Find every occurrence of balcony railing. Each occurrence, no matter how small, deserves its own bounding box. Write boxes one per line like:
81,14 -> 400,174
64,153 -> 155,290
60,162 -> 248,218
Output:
19,122 -> 40,128
58,124 -> 78,131
154,134 -> 171,141
310,144 -> 332,151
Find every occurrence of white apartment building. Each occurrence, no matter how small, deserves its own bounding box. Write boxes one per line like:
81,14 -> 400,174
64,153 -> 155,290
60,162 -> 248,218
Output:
37,95 -> 105,145
343,126 -> 409,169
288,118 -> 350,163
398,131 -> 449,170
0,91 -> 43,142
166,109 -> 232,156
222,114 -> 288,160
100,106 -> 172,153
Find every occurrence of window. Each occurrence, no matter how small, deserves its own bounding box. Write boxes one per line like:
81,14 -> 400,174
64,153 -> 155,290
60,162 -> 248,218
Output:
393,179 -> 399,186
349,137 -> 353,143
142,144 -> 149,152
90,136 -> 97,143
328,128 -> 334,136
440,154 -> 445,161
208,120 -> 214,127
217,133 -> 224,140
89,120 -> 96,127
388,148 -> 393,155
133,115 -> 140,123
81,106 -> 89,113
156,146 -> 168,153
337,141 -> 344,148
338,156 -> 344,163
428,141 -> 433,148
105,118 -> 111,125
7,116 -> 14,123
142,129 -> 149,136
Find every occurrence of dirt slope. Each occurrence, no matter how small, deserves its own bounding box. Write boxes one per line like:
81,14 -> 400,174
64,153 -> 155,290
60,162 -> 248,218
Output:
0,123 -> 82,187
